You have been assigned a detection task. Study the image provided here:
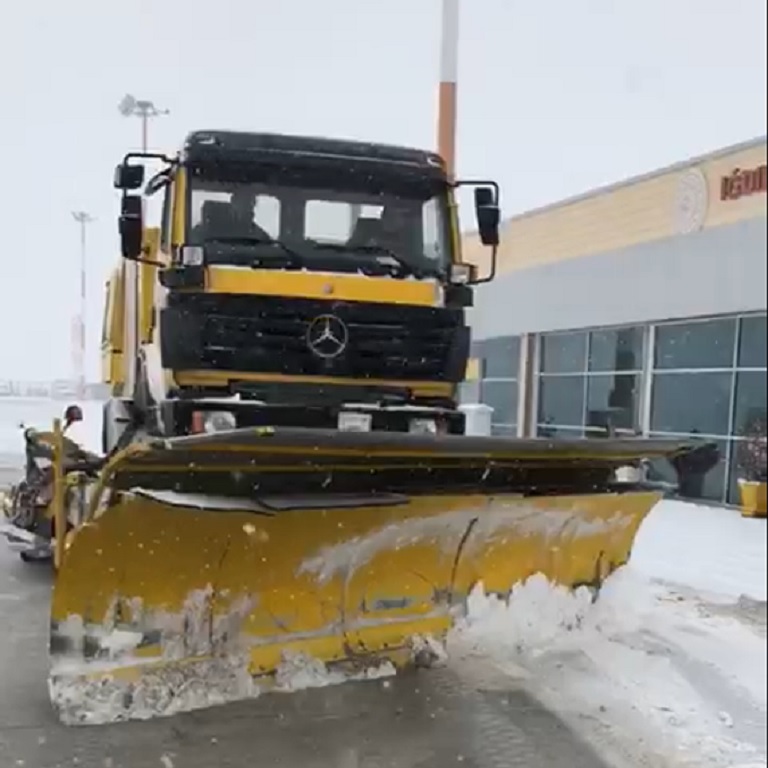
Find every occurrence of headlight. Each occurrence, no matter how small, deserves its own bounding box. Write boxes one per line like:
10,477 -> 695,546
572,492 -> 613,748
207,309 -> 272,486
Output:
181,246 -> 204,266
409,418 -> 438,435
201,411 -> 237,433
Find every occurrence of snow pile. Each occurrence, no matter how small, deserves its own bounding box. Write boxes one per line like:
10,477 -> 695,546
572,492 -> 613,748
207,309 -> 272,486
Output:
448,567 -> 655,658
448,565 -> 767,767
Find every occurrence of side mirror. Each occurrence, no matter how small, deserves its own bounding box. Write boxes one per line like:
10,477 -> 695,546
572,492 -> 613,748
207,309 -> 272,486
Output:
114,163 -> 145,191
119,195 -> 144,259
474,187 -> 500,247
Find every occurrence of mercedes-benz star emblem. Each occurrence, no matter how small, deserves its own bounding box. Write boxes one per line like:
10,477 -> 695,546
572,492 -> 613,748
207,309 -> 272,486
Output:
306,314 -> 349,359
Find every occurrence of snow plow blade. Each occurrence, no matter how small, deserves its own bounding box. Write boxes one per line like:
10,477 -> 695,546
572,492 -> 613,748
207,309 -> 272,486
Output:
48,427 -> 709,724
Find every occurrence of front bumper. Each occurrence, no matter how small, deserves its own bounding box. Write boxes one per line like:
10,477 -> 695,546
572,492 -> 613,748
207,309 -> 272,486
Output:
159,399 -> 466,438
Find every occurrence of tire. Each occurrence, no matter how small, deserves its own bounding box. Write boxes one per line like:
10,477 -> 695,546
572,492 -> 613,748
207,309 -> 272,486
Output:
20,551 -> 51,564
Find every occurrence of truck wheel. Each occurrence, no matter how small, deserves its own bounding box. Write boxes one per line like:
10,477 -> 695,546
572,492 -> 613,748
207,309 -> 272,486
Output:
20,551 -> 50,564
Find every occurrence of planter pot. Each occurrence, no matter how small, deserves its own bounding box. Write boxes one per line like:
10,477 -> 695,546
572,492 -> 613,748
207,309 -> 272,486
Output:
737,479 -> 767,518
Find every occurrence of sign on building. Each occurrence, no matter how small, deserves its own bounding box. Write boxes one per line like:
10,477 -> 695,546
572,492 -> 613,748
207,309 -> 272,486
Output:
720,165 -> 768,201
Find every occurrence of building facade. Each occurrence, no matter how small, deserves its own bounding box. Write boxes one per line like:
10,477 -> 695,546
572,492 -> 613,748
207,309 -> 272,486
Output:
461,136 -> 767,505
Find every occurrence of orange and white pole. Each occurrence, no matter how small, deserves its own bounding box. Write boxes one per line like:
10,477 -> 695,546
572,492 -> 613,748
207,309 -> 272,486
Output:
437,0 -> 459,179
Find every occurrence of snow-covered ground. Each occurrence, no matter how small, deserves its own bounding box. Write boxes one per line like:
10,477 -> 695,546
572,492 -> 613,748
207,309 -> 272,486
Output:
2,399 -> 765,765
449,499 -> 767,768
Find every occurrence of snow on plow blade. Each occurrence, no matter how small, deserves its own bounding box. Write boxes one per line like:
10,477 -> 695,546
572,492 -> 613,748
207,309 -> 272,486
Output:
49,427 -> 706,724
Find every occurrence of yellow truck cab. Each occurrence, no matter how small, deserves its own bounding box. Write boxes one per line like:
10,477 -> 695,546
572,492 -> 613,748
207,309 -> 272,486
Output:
103,130 -> 500,452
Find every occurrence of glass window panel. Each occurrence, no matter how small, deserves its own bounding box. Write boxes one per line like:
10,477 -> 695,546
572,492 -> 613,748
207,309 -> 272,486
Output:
305,199 -> 354,243
696,441 -> 727,503
733,371 -> 767,437
654,318 -> 736,370
589,327 -> 644,372
738,315 -> 767,368
252,194 -> 281,239
480,380 -> 518,426
540,332 -> 587,374
651,372 -> 732,436
538,375 -> 585,427
491,424 -> 518,437
457,380 -> 480,405
647,436 -> 727,503
476,336 -> 521,379
586,374 -> 640,432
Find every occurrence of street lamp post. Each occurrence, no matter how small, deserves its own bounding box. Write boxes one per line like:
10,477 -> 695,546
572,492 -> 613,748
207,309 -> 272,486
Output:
117,94 -> 170,152
71,211 -> 95,399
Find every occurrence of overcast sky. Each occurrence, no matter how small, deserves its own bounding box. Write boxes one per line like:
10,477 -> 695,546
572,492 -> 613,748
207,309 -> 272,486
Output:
1,0 -> 766,381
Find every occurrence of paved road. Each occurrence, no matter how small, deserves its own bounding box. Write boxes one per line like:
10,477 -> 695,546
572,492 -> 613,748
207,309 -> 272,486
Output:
0,451 -> 22,489
0,472 -> 616,768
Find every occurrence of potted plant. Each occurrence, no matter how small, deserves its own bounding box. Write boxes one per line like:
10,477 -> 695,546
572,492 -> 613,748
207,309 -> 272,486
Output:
736,416 -> 767,518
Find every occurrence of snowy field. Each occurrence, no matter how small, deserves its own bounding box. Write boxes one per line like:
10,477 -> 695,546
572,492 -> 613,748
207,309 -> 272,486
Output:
0,399 -> 102,457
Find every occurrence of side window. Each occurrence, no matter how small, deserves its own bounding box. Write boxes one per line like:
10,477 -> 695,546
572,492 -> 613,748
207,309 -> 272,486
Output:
253,194 -> 280,238
422,197 -> 447,261
190,188 -> 230,228
160,181 -> 173,251
101,281 -> 111,345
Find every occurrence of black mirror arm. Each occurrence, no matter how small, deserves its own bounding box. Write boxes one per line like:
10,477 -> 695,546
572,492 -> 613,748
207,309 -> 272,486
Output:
469,245 -> 498,285
453,179 -> 500,205
122,151 -> 176,166
130,251 -> 166,269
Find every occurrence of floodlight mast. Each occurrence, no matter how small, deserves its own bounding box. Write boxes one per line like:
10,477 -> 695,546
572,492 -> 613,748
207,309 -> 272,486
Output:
117,93 -> 169,152
71,211 -> 95,399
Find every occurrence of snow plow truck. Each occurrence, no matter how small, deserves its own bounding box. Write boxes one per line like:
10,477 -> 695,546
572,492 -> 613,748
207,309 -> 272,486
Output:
48,130 -> 714,724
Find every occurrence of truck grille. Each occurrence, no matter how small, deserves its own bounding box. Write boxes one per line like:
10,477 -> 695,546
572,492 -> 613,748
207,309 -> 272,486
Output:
161,293 -> 467,382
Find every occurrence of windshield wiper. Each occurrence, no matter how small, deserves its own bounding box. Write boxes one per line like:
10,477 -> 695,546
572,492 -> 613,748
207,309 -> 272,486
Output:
312,243 -> 430,279
204,236 -> 305,267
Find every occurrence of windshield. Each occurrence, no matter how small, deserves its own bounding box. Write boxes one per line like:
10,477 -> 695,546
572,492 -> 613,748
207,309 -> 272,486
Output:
187,177 -> 452,278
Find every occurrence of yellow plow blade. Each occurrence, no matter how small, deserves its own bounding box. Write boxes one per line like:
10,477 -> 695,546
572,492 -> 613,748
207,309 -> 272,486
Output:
48,427 -> 708,724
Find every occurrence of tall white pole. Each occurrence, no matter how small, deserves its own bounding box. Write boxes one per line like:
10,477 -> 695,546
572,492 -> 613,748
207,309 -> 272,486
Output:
71,211 -> 94,399
438,0 -> 460,179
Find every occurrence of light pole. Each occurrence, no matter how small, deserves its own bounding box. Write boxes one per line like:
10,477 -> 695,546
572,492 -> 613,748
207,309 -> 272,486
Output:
437,0 -> 459,179
117,94 -> 170,152
71,211 -> 95,399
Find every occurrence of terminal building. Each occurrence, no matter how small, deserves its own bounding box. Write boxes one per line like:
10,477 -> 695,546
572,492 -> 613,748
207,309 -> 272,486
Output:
461,135 -> 767,505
